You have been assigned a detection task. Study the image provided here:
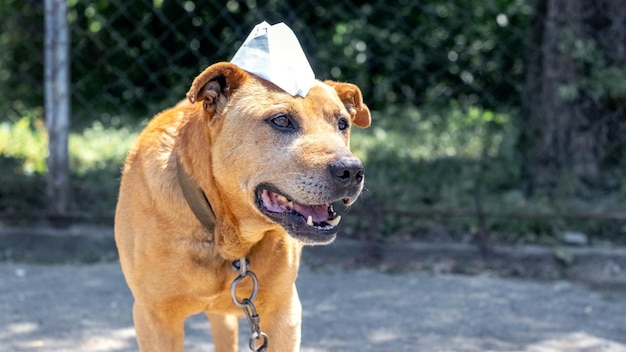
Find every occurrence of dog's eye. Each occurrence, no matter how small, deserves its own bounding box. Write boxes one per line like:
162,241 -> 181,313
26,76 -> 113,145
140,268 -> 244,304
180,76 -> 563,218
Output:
338,117 -> 349,131
269,114 -> 295,131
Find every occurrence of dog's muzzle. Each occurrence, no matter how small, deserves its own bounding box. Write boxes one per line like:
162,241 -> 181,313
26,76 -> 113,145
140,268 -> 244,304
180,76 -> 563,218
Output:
255,155 -> 365,244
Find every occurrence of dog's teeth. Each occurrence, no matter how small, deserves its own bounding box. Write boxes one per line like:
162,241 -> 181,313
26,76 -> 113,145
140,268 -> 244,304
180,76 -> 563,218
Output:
326,215 -> 342,227
277,195 -> 289,203
306,215 -> 313,226
287,201 -> 294,210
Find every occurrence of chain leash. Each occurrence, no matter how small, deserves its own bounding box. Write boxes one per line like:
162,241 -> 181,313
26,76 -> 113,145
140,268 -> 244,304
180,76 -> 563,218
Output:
231,257 -> 269,352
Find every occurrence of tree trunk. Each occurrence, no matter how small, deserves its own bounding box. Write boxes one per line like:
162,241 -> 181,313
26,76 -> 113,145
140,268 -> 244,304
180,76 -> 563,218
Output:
521,0 -> 626,196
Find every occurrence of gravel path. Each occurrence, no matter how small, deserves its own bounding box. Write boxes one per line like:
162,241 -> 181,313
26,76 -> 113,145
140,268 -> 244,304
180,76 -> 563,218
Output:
1,262 -> 625,351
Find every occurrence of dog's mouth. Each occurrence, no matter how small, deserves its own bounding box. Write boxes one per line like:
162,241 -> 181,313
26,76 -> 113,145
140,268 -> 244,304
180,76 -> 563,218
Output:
255,185 -> 344,244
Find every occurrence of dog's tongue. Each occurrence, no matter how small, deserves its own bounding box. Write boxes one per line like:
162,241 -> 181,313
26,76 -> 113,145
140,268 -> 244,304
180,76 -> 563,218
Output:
261,190 -> 285,213
261,189 -> 329,222
293,203 -> 329,223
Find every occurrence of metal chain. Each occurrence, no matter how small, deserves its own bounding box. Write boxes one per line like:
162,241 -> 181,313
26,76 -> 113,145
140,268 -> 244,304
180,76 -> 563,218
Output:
231,257 -> 269,352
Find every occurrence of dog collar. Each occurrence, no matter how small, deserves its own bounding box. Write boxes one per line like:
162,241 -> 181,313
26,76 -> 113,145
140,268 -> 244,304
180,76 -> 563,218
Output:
176,156 -> 217,238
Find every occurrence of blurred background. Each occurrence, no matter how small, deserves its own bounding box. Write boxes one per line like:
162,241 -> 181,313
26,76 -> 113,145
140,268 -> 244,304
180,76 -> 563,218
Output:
1,0 -> 625,251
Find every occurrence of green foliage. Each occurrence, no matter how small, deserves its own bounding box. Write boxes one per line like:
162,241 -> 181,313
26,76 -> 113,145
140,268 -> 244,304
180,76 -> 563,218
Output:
352,102 -> 515,163
2,1 -> 624,243
0,115 -> 137,214
0,109 -> 47,174
559,34 -> 626,106
0,0 -> 44,119
0,107 -> 48,212
346,103 -> 626,244
315,0 -> 532,110
0,0 -> 531,123
346,103 -> 521,237
69,122 -> 137,175
0,112 -> 137,176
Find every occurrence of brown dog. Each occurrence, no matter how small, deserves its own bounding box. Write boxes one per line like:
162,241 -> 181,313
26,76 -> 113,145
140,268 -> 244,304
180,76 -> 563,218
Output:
114,62 -> 371,351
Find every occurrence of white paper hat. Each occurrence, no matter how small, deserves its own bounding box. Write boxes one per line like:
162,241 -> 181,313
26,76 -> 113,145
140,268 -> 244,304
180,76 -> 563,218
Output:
230,21 -> 315,97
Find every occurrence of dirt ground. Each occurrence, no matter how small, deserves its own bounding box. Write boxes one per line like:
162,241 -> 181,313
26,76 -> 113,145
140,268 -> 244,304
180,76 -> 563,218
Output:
1,226 -> 626,351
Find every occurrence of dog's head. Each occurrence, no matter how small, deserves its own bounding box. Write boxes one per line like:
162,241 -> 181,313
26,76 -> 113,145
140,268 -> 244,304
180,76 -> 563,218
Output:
186,62 -> 371,249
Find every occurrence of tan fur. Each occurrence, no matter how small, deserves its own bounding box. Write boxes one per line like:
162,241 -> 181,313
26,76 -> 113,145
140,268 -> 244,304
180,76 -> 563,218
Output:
114,62 -> 371,351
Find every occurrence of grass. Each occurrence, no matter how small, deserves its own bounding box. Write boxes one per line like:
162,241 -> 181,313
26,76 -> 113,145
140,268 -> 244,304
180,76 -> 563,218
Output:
0,108 -> 48,174
0,116 -> 137,176
2,104 -> 625,244
0,112 -> 138,216
69,122 -> 138,175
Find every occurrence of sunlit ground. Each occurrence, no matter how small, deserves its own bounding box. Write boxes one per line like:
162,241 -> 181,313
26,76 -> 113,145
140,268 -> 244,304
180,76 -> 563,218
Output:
1,263 -> 625,352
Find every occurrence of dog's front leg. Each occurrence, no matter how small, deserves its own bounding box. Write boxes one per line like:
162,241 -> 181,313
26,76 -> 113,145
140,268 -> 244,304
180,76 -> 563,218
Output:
133,302 -> 186,352
207,313 -> 239,352
260,285 -> 303,352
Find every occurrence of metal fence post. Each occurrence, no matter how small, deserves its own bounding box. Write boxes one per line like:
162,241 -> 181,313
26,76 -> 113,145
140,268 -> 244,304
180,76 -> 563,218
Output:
44,0 -> 70,219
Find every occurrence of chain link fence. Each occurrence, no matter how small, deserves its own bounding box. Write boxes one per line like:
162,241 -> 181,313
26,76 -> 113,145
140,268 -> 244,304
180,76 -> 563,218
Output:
3,0 -> 531,122
1,0 -> 625,245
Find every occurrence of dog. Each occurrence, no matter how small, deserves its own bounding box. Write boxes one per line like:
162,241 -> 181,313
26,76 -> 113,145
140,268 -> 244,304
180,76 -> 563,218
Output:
114,62 -> 371,351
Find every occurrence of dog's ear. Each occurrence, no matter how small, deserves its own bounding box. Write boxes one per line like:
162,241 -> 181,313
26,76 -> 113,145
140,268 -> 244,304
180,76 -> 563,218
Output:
186,62 -> 248,114
324,80 -> 371,128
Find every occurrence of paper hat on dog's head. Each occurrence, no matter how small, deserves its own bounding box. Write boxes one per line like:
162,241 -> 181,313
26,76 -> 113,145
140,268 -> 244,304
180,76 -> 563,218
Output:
230,21 -> 315,97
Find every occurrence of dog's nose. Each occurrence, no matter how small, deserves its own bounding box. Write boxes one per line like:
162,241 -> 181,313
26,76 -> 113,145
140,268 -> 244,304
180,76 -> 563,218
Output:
329,156 -> 364,187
